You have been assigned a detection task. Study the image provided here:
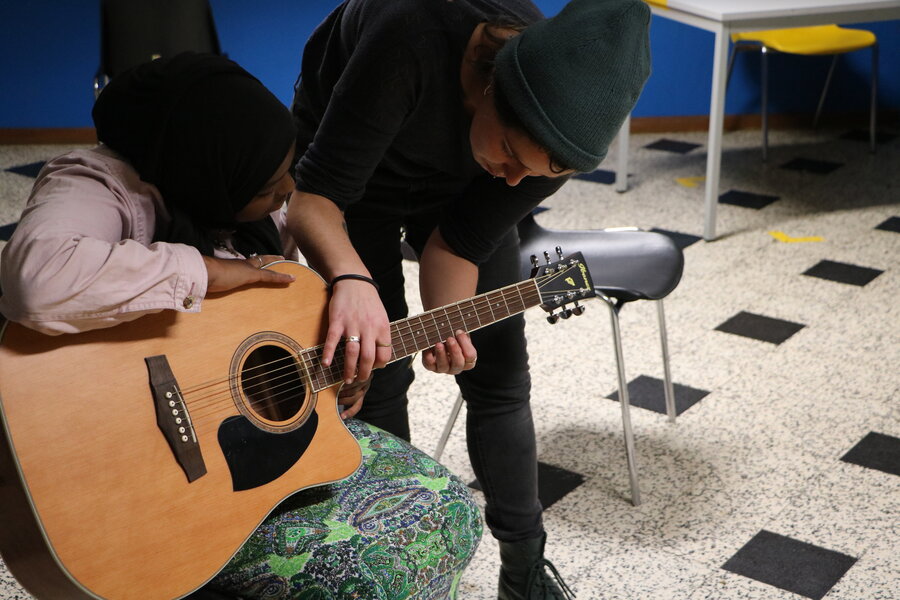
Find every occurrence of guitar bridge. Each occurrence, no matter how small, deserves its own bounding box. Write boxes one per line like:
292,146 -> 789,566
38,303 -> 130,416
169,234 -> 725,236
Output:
145,355 -> 207,482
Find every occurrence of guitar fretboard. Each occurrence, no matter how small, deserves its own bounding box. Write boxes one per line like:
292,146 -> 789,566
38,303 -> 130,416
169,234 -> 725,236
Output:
299,279 -> 541,391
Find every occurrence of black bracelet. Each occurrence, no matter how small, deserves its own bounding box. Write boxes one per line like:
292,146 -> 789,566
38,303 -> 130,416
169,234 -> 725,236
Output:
330,273 -> 380,291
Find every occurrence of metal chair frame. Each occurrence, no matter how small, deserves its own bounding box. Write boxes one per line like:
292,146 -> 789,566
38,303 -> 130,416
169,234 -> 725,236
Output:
726,37 -> 879,160
433,222 -> 683,507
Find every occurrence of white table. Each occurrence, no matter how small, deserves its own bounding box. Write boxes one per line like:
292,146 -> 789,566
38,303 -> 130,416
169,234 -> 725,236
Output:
615,0 -> 900,240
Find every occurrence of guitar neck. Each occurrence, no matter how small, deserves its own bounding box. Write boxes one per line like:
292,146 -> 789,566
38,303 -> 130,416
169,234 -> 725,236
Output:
301,279 -> 542,391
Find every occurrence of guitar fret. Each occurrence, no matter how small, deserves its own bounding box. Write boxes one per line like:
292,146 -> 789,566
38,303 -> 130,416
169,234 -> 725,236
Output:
469,298 -> 482,328
500,289 -> 511,317
513,285 -> 526,313
455,302 -> 469,334
429,311 -> 442,344
393,324 -> 409,357
442,307 -> 454,337
413,315 -> 428,353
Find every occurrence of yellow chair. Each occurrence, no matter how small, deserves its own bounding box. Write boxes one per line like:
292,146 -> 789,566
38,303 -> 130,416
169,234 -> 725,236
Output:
726,25 -> 878,160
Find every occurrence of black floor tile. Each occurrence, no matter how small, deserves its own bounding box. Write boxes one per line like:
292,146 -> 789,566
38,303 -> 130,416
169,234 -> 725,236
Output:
470,461 -> 584,509
649,227 -> 702,250
840,129 -> 897,144
574,169 -> 616,184
803,259 -> 883,287
606,375 -> 709,416
841,431 -> 900,477
780,157 -> 843,175
645,138 -> 701,154
0,222 -> 18,242
875,216 -> 900,233
719,189 -> 779,210
715,311 -> 805,345
723,530 -> 857,600
5,161 -> 45,179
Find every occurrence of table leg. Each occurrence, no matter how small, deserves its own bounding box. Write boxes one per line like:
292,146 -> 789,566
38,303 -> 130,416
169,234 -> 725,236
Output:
615,114 -> 631,193
703,26 -> 730,241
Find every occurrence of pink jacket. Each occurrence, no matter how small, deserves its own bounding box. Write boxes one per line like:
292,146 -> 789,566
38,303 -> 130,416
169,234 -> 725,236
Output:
0,146 -> 299,335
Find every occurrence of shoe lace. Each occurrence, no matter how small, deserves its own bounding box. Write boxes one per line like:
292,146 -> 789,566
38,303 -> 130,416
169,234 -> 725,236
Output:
525,558 -> 576,599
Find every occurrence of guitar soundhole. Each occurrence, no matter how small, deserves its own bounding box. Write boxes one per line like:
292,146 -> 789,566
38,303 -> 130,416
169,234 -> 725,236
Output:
240,345 -> 306,422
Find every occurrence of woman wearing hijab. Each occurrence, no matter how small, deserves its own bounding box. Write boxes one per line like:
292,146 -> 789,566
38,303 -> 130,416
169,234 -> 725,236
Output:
0,51 -> 298,335
0,52 -> 480,599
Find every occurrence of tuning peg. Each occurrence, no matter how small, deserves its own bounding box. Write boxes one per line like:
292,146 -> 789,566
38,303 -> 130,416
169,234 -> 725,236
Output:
556,246 -> 564,260
546,312 -> 560,324
571,302 -> 585,316
530,255 -> 539,269
543,251 -> 551,264
560,308 -> 572,319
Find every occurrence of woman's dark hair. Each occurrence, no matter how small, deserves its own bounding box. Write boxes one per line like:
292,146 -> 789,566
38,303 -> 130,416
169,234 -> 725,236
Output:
93,52 -> 297,256
470,19 -> 574,174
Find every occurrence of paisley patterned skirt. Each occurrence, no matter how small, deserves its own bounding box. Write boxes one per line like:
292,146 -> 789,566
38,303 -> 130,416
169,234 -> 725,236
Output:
205,419 -> 483,599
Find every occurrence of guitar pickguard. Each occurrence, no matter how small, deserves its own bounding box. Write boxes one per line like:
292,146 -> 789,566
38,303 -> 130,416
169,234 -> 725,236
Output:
217,412 -> 319,491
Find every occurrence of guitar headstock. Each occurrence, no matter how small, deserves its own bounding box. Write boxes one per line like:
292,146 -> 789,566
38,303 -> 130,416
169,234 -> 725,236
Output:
531,249 -> 596,323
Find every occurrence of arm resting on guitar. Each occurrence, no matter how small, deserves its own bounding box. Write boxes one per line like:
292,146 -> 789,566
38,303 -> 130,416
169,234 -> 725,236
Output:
0,153 -> 209,335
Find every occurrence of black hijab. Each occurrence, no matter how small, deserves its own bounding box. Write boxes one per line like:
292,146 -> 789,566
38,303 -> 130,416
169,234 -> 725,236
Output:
92,52 -> 297,256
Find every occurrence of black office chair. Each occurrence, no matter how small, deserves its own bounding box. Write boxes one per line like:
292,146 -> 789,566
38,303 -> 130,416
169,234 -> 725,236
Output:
94,0 -> 223,97
433,212 -> 685,506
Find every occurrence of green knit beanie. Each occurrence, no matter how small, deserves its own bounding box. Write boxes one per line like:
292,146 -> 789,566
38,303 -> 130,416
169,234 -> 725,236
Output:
494,0 -> 651,172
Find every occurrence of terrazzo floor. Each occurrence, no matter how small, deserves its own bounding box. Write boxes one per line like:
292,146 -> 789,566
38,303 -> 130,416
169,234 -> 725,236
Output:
1,124 -> 898,599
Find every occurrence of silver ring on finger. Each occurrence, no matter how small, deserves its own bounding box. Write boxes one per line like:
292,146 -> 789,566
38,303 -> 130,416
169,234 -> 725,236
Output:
345,335 -> 361,344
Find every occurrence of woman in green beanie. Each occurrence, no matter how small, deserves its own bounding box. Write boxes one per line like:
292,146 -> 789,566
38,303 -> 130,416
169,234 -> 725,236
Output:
287,0 -> 651,597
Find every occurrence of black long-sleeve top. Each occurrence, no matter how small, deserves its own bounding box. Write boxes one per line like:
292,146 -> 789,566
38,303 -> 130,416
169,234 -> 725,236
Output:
293,0 -> 569,264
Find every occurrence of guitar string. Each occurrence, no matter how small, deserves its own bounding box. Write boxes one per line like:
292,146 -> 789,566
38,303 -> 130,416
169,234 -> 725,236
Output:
186,304 -> 551,422
181,271 -> 575,419
183,289 -> 535,420
183,290 -> 506,403
183,290 -> 527,419
179,283 -> 531,395
183,276 -> 569,421
184,274 -> 570,420
182,282 -> 538,404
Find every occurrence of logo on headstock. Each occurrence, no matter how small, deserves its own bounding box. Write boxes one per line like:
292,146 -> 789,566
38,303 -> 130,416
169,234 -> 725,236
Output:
579,263 -> 590,288
565,277 -> 575,286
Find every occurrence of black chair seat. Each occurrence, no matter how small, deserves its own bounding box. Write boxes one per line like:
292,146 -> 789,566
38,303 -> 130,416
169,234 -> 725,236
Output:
517,213 -> 684,303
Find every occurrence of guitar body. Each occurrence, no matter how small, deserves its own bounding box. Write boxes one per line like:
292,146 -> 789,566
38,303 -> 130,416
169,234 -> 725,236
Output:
0,261 -> 362,600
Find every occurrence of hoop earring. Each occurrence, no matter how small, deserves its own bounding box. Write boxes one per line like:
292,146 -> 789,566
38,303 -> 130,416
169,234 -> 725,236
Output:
483,82 -> 493,96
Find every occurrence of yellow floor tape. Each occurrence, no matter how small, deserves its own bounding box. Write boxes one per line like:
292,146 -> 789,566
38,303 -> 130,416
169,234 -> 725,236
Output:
676,176 -> 705,188
769,230 -> 825,243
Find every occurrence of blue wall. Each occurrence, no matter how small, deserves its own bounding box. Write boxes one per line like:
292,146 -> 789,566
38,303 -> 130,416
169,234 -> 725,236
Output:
0,1 -> 897,129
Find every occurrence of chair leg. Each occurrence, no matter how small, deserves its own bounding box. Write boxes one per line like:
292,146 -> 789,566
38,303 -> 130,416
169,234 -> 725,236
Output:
602,296 -> 642,506
725,45 -> 737,89
761,46 -> 769,162
656,300 -> 677,424
870,43 -> 878,153
813,55 -> 839,130
434,392 -> 464,462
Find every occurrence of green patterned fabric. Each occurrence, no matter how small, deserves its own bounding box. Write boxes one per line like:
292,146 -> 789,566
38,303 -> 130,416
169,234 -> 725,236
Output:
207,419 -> 483,599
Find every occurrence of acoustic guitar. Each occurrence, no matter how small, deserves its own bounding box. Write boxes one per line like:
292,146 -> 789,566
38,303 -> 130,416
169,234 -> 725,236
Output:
0,253 -> 594,600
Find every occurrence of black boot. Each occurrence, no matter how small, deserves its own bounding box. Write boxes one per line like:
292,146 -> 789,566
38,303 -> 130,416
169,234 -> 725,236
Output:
497,534 -> 575,599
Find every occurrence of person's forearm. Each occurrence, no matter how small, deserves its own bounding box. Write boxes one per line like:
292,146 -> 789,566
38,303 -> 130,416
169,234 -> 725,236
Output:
286,190 -> 369,280
418,228 -> 478,311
